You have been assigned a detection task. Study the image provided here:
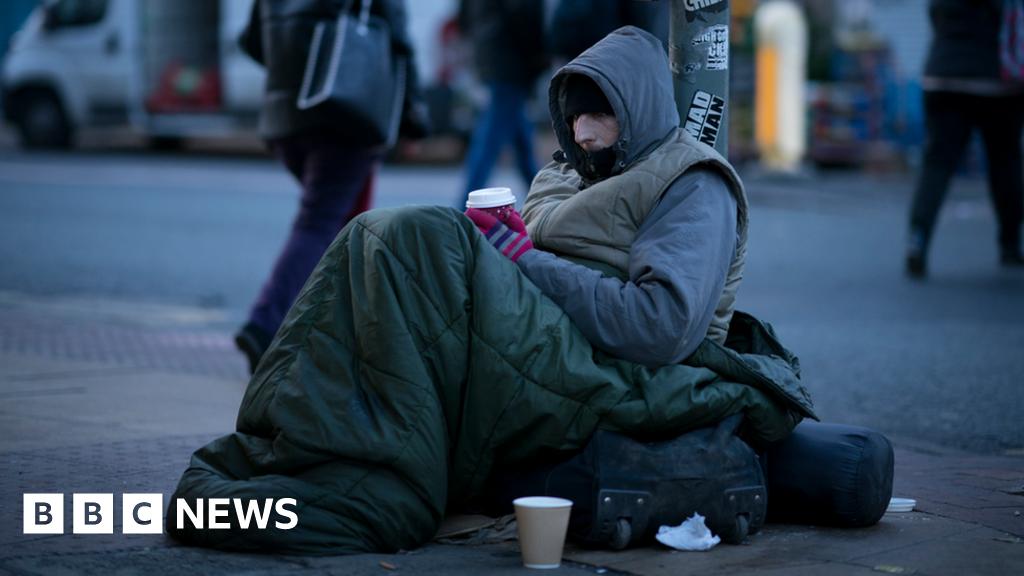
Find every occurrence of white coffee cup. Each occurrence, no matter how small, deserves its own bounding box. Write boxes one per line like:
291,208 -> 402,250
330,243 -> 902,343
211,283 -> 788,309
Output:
513,496 -> 573,569
466,187 -> 516,221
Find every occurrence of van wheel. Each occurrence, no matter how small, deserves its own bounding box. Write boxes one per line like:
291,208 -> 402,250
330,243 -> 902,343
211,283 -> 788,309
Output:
17,89 -> 73,149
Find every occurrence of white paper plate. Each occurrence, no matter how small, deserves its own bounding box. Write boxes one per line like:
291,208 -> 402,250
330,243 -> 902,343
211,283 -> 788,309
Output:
886,497 -> 916,513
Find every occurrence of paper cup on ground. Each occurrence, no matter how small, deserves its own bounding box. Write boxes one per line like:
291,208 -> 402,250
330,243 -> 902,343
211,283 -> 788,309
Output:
466,187 -> 516,221
513,496 -> 573,569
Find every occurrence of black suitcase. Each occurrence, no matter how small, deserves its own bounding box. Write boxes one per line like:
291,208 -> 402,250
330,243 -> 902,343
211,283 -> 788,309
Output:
483,414 -> 766,548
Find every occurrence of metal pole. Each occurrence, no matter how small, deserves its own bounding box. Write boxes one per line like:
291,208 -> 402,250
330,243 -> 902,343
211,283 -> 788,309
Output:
668,0 -> 730,158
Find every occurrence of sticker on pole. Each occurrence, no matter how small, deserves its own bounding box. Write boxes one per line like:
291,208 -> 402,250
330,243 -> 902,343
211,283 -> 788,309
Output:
684,0 -> 726,11
683,0 -> 729,22
683,90 -> 725,149
692,25 -> 729,71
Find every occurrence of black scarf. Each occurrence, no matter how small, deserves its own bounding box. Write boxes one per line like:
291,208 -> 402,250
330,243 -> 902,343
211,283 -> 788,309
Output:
578,147 -> 617,181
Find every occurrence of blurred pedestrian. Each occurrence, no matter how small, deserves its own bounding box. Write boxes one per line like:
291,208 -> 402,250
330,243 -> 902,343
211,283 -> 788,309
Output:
906,0 -> 1024,277
454,0 -> 548,208
235,0 -> 430,374
544,0 -> 669,63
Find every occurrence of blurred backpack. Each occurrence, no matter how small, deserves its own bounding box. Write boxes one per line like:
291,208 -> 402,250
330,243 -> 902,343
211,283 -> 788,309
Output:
295,0 -> 407,147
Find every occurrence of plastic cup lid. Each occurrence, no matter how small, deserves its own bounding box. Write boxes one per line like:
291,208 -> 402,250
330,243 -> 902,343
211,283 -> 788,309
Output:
886,497 -> 916,513
513,496 -> 573,509
466,187 -> 515,209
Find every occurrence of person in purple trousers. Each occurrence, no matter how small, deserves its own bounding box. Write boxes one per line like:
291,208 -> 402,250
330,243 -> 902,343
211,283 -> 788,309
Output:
235,0 -> 430,373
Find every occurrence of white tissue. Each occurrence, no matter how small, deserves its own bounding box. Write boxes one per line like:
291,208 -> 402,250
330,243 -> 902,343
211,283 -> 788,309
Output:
655,513 -> 722,551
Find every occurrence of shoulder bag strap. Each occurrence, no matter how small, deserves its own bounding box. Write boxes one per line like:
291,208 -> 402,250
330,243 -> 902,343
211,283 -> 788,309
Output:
297,0 -> 366,109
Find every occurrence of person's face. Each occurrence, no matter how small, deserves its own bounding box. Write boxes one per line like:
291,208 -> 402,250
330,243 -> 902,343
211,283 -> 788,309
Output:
573,113 -> 619,152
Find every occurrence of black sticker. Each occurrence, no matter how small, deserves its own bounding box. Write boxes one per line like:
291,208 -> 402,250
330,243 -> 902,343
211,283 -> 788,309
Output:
683,90 -> 725,148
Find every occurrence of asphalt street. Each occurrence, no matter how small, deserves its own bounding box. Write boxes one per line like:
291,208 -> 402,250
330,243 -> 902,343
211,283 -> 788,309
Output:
1,148 -> 1022,456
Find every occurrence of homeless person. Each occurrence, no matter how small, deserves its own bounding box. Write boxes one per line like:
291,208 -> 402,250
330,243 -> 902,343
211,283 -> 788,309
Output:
166,26 -> 816,555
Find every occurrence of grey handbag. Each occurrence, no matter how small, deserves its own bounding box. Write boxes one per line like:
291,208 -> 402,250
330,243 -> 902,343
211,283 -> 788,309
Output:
296,0 -> 407,147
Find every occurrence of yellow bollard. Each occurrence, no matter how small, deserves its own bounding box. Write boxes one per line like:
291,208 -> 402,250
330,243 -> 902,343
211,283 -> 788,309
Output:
754,0 -> 808,173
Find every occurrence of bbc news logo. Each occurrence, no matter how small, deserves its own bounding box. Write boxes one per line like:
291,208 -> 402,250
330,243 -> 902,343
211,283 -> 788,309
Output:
23,494 -> 298,534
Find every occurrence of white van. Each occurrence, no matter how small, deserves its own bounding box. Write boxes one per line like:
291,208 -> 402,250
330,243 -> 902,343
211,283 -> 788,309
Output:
1,0 -> 264,148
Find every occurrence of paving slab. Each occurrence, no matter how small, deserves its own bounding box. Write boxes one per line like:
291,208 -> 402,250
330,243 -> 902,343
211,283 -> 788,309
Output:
0,353 -> 244,451
890,439 -> 1024,538
0,434 -> 220,555
0,542 -> 620,576
563,513 -> 994,576
852,523 -> 1024,576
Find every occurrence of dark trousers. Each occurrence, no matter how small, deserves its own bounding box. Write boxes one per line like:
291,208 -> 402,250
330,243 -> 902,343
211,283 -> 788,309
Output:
248,132 -> 382,338
457,81 -> 539,208
909,91 -> 1024,254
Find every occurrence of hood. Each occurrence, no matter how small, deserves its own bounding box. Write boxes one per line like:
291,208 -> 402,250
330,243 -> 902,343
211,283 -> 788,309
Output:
548,26 -> 680,183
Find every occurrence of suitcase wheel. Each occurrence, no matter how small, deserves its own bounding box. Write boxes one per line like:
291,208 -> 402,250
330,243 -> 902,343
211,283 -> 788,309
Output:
608,518 -> 631,550
720,513 -> 749,544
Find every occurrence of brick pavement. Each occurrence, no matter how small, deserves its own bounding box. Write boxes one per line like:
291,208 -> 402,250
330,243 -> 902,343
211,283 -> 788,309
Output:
0,308 -> 248,381
893,442 -> 1024,537
0,434 -> 220,559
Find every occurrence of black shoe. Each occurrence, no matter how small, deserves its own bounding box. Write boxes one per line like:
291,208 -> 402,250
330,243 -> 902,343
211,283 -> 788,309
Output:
905,228 -> 928,279
1001,249 -> 1024,267
905,250 -> 926,278
235,322 -> 271,375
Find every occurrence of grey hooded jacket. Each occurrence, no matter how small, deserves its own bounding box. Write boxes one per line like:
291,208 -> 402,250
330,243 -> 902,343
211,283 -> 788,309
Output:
517,26 -> 749,366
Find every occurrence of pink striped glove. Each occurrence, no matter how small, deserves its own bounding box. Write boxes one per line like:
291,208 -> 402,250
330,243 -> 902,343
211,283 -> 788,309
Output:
464,208 -> 534,263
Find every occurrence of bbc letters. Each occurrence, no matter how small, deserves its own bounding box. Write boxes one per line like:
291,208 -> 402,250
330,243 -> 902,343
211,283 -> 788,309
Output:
23,494 -> 297,534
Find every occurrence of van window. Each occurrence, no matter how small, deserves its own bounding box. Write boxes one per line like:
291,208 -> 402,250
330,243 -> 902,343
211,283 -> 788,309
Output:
45,0 -> 108,29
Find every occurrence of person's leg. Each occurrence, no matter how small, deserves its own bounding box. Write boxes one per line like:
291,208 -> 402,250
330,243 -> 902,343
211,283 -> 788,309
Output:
238,132 -> 380,373
976,94 -> 1024,264
510,86 -> 540,188
906,91 -> 975,276
458,81 -> 526,208
346,165 -> 377,220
